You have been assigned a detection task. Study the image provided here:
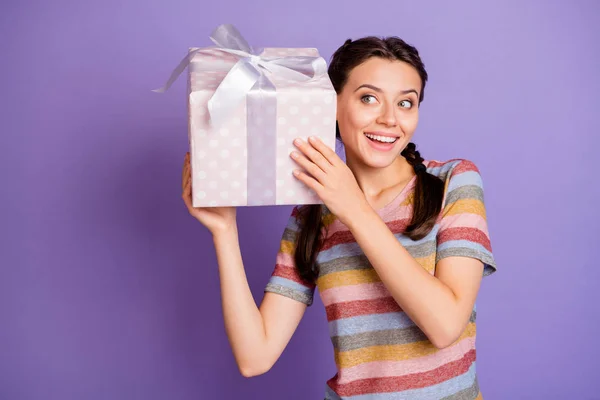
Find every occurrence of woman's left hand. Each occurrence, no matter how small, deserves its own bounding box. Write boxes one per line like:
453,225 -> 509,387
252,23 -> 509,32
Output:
290,136 -> 369,225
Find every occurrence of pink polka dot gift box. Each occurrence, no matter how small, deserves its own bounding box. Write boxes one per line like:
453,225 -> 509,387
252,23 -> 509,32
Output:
154,24 -> 337,207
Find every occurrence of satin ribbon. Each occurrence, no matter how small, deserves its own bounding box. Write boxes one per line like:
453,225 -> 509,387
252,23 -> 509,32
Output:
153,23 -> 328,128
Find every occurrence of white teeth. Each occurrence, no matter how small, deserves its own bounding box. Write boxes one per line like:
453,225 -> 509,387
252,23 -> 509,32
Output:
365,133 -> 397,143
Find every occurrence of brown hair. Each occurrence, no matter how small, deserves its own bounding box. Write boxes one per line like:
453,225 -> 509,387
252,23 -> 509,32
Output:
294,36 -> 445,284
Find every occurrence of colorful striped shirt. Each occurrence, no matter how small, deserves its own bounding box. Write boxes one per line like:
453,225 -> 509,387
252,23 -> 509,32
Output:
264,159 -> 497,399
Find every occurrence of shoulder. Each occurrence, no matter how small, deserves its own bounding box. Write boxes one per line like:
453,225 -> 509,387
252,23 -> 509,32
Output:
426,159 -> 487,215
426,158 -> 484,188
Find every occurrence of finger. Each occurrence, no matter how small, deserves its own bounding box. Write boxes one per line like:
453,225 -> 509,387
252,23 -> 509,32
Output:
307,136 -> 340,166
290,151 -> 325,182
293,169 -> 323,193
182,176 -> 190,197
182,154 -> 190,186
182,179 -> 194,212
182,165 -> 190,191
183,174 -> 191,193
294,138 -> 332,172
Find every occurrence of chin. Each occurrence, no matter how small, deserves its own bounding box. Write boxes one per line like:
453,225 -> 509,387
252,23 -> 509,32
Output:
357,136 -> 410,168
362,155 -> 400,169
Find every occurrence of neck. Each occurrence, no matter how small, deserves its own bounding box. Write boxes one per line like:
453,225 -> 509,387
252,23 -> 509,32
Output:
345,152 -> 415,199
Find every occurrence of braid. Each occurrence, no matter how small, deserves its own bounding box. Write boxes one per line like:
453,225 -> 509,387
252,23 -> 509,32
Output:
400,142 -> 445,240
401,142 -> 426,173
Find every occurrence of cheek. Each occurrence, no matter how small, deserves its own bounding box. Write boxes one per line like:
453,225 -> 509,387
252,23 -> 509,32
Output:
339,113 -> 371,144
400,111 -> 419,133
341,107 -> 374,132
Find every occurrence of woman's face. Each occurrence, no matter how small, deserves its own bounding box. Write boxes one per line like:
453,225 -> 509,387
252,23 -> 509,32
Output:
336,57 -> 422,169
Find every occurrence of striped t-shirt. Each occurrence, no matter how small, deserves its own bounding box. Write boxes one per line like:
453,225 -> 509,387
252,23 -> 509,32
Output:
265,159 -> 497,400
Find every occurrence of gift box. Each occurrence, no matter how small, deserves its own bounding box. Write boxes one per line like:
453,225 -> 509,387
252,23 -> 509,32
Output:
154,24 -> 337,207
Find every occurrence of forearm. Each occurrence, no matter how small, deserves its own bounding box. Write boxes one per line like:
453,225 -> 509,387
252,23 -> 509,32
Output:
212,227 -> 269,374
347,206 -> 463,348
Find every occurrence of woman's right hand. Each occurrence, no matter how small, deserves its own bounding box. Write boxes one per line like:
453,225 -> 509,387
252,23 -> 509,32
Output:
182,152 -> 237,235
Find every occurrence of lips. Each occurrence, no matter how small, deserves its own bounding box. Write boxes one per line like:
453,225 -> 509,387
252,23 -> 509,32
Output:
364,131 -> 400,138
364,132 -> 400,144
363,132 -> 401,152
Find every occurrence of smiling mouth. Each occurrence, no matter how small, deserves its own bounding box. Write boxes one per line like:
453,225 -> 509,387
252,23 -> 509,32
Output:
364,133 -> 399,144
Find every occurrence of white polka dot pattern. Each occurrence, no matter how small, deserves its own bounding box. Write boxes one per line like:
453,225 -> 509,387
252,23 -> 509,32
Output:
187,47 -> 337,207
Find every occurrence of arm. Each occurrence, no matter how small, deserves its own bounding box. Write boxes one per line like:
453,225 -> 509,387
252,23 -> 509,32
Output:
346,206 -> 483,349
213,227 -> 307,377
182,152 -> 307,377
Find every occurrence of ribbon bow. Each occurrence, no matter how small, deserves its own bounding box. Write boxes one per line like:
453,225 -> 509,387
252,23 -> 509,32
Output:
153,24 -> 328,128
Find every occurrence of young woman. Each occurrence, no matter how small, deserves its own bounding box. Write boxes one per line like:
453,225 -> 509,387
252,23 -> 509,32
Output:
181,35 -> 497,400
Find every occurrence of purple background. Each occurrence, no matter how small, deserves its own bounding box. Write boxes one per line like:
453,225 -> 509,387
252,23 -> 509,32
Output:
2,1 -> 599,399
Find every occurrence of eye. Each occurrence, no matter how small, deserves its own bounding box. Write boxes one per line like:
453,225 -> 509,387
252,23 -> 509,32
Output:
399,100 -> 413,109
361,95 -> 377,104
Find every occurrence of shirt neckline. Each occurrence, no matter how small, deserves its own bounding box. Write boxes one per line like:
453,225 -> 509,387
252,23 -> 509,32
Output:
375,160 -> 430,218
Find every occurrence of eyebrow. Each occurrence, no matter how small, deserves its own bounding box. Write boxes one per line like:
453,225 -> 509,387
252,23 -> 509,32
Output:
354,84 -> 419,97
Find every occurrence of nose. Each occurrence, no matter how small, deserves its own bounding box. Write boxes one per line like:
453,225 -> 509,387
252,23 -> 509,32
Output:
376,102 -> 398,127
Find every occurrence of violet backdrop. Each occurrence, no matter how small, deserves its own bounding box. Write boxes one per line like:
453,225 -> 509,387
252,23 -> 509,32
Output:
2,0 -> 599,399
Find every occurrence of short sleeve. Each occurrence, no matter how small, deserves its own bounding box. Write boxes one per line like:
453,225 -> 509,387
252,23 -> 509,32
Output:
264,206 -> 316,306
436,160 -> 497,277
